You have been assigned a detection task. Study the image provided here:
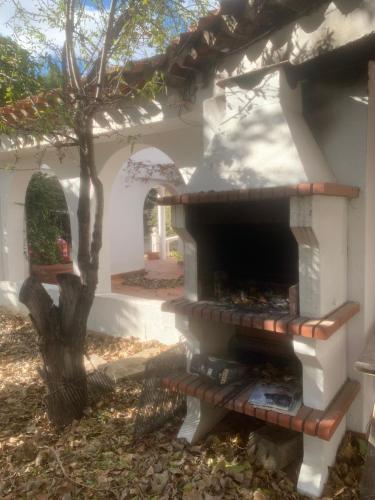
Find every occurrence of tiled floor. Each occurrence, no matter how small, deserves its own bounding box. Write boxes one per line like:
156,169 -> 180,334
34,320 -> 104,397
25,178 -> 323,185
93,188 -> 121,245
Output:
31,258 -> 184,301
111,258 -> 184,300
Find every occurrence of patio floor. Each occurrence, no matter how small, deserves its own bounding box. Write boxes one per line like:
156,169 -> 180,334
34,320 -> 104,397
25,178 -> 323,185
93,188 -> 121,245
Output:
31,258 -> 184,301
111,258 -> 184,300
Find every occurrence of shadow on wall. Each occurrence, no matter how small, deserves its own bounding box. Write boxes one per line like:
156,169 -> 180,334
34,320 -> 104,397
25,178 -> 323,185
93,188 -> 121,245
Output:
195,77 -> 302,190
88,293 -> 179,344
88,294 -> 139,337
94,93 -> 182,132
0,282 -> 28,314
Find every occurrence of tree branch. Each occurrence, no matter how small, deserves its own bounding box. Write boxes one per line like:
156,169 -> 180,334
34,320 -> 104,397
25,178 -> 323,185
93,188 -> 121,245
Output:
95,0 -> 118,100
65,0 -> 83,93
86,3 -> 131,88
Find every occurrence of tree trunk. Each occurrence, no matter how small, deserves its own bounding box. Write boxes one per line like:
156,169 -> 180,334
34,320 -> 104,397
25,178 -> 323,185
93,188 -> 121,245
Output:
20,274 -> 91,426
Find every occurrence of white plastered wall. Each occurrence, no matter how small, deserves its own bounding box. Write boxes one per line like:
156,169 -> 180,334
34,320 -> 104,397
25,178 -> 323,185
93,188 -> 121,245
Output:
303,63 -> 375,433
188,64 -> 336,193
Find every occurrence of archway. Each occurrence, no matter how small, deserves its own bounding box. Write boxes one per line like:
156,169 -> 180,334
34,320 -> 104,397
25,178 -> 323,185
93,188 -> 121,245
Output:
109,147 -> 184,299
25,167 -> 73,284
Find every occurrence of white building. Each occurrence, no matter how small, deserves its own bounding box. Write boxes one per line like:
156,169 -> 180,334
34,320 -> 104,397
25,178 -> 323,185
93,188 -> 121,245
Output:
1,1 -> 375,496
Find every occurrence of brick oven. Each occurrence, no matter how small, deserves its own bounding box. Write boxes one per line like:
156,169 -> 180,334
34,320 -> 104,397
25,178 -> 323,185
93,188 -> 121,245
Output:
158,67 -> 362,498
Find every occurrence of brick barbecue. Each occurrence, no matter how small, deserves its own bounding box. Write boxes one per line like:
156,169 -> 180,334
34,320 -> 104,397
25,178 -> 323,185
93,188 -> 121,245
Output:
158,182 -> 360,497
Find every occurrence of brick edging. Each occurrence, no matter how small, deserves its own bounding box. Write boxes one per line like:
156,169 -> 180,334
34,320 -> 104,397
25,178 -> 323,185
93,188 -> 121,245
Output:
158,183 -> 360,205
162,299 -> 360,340
162,374 -> 359,441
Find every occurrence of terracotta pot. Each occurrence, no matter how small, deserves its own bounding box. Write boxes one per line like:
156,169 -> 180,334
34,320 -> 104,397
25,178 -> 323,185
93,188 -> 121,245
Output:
30,262 -> 74,284
147,251 -> 160,260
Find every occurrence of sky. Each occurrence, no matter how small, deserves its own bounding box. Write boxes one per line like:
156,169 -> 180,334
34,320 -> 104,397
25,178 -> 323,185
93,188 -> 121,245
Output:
0,0 -> 217,55
0,1 -> 66,49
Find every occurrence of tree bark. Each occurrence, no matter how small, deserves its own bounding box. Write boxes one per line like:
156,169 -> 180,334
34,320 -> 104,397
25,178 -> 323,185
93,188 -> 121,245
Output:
20,274 -> 89,426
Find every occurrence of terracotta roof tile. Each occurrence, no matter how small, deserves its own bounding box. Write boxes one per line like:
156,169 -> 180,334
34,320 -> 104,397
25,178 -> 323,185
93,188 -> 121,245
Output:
0,0 -> 328,128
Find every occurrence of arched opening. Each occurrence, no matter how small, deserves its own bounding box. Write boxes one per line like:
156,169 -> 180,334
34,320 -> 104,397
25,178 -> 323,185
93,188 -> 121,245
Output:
143,187 -> 180,261
109,147 -> 184,299
25,167 -> 73,284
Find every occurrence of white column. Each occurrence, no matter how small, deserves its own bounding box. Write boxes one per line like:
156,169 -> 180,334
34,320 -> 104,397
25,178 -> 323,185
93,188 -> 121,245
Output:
97,200 -> 112,293
172,204 -> 197,301
59,178 -> 80,275
0,169 -> 33,283
297,419 -> 346,498
157,187 -> 167,260
178,397 -> 228,444
176,315 -> 235,443
290,195 -> 348,318
293,328 -> 347,411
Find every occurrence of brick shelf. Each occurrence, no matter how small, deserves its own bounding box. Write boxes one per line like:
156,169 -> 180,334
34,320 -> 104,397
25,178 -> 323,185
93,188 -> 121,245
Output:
162,374 -> 359,441
162,299 -> 360,340
158,183 -> 359,206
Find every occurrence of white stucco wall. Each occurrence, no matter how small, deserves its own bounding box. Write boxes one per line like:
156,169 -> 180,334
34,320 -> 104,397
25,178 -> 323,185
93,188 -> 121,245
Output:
303,69 -> 373,432
0,281 -> 180,345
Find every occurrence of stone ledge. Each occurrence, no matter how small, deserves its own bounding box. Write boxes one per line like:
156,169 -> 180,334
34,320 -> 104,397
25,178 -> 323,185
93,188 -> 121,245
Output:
162,299 -> 360,340
162,374 -> 359,441
158,183 -> 360,206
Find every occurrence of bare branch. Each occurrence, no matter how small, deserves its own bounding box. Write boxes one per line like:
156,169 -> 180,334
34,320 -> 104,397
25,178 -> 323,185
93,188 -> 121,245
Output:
65,0 -> 83,93
95,0 -> 118,100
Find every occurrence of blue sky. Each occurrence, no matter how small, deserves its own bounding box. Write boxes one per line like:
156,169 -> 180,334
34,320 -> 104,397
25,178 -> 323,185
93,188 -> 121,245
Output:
0,0 -> 217,61
0,0 -> 66,49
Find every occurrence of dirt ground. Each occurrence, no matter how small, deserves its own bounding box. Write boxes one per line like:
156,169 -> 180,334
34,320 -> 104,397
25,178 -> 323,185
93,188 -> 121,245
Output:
0,308 -> 366,499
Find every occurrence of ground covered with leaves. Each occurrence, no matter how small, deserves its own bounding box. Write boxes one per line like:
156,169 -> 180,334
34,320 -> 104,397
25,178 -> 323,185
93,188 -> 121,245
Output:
122,270 -> 184,290
0,308 -> 366,499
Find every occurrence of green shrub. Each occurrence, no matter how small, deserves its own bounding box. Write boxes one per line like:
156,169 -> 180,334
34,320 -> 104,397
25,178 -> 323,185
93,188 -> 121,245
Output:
25,172 -> 71,265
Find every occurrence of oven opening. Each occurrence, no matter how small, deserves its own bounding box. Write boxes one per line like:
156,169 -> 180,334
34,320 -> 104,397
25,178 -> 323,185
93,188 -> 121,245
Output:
186,198 -> 299,315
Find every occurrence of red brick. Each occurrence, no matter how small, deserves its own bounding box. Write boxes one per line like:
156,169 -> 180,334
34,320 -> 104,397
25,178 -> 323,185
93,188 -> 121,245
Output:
277,413 -> 292,430
290,406 -> 313,433
317,380 -> 360,441
303,409 -> 322,437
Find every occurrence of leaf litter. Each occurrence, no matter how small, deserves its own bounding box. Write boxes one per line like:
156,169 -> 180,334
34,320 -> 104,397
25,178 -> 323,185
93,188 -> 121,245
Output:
0,307 -> 366,499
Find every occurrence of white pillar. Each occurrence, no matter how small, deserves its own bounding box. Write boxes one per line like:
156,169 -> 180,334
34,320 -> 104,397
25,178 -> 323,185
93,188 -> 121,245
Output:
157,187 -> 167,260
97,200 -> 112,293
0,169 -> 33,283
59,178 -> 80,275
172,204 -> 198,301
297,419 -> 346,498
293,328 -> 347,411
178,397 -> 228,444
290,195 -> 348,318
176,315 -> 235,443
